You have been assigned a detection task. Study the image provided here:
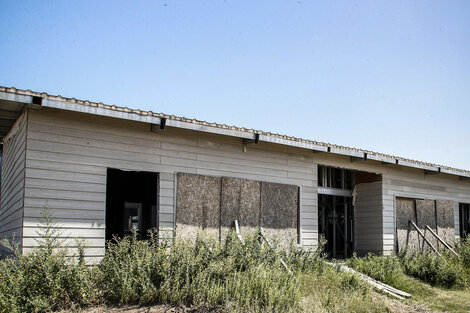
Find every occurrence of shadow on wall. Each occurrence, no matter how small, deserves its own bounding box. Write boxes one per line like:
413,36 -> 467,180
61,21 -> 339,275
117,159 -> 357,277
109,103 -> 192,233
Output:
176,173 -> 299,246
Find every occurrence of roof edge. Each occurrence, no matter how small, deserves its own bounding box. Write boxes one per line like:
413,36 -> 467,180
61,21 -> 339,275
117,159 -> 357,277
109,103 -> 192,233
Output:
1,86 -> 469,178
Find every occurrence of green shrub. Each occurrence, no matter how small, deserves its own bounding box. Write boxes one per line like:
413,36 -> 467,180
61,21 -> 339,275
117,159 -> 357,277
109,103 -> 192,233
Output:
455,239 -> 470,269
96,232 -> 161,305
0,207 -> 95,313
347,253 -> 405,287
99,230 -> 300,312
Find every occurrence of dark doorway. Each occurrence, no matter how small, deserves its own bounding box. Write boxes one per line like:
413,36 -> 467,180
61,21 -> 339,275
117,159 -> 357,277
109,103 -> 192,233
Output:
106,169 -> 158,241
460,203 -> 470,239
318,194 -> 354,258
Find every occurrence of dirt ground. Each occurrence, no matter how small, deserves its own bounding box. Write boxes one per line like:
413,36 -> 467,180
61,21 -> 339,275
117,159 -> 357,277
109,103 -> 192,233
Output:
79,305 -> 223,313
381,297 -> 440,313
78,296 -> 440,313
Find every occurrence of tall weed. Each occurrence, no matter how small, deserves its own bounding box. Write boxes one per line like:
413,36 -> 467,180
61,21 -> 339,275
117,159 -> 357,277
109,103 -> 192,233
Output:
0,207 -> 95,313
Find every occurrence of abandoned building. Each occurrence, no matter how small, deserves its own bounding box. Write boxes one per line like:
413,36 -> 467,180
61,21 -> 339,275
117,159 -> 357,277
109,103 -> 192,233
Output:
0,86 -> 469,262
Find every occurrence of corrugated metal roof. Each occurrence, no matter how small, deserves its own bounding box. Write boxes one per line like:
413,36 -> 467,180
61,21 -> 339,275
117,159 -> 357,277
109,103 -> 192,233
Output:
1,86 -> 469,176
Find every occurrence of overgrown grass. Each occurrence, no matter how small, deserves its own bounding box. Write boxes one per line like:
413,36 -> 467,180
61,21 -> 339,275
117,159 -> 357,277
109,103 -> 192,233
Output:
97,231 -> 302,311
0,208 -> 392,313
348,240 -> 470,289
347,240 -> 470,313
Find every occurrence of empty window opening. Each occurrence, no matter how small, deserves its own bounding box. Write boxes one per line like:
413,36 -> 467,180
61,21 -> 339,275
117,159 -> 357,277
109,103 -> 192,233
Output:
106,169 -> 158,241
318,166 -> 353,190
460,203 -> 470,239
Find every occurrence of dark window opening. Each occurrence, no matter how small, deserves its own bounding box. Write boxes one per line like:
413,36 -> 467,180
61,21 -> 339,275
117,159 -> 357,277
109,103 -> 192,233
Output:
106,169 -> 159,241
318,165 -> 354,189
460,203 -> 470,239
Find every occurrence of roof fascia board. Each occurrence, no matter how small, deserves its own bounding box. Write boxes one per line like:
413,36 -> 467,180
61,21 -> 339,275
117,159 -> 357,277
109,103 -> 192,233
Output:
329,147 -> 364,158
0,91 -> 33,104
258,134 -> 329,152
367,154 -> 396,164
7,92 -> 463,178
42,98 -> 163,125
397,159 -> 438,172
166,119 -> 254,140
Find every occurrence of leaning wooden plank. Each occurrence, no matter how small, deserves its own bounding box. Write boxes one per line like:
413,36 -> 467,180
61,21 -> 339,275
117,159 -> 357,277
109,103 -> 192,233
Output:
424,225 -> 459,257
234,220 -> 245,245
408,220 -> 441,256
326,262 -> 411,300
259,227 -> 293,276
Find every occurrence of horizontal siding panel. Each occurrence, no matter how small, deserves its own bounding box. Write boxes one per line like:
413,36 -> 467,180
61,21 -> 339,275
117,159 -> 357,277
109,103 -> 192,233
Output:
23,227 -> 104,238
163,156 -> 288,178
24,198 -> 104,211
27,159 -> 104,175
26,168 -> 105,184
23,237 -> 105,247
28,140 -> 162,165
160,196 -> 174,206
27,126 -> 163,155
23,217 -> 105,229
196,152 -> 309,174
27,150 -> 162,173
24,207 -> 105,220
159,205 -> 174,214
25,188 -> 105,202
160,180 -> 174,189
288,171 -> 314,180
25,177 -> 106,193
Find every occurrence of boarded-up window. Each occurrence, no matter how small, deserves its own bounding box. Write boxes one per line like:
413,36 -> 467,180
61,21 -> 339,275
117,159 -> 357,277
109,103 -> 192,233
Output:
175,173 -> 221,239
220,177 -> 261,238
176,173 -> 299,244
396,198 -> 420,253
396,198 -> 455,253
436,200 -> 455,244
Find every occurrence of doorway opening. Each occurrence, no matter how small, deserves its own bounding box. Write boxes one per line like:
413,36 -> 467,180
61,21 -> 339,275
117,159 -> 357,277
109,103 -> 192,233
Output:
106,169 -> 159,241
460,203 -> 470,239
318,166 -> 354,258
318,194 -> 354,258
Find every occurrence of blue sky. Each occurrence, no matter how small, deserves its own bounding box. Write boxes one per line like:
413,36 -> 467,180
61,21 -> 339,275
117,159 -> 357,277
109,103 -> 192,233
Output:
1,1 -> 469,170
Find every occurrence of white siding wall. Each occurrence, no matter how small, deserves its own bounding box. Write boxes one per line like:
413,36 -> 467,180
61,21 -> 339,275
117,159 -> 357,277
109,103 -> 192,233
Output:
354,181 -> 382,255
18,108 -> 470,260
0,111 -> 27,250
383,166 -> 470,247
311,153 -> 470,254
23,108 -> 317,262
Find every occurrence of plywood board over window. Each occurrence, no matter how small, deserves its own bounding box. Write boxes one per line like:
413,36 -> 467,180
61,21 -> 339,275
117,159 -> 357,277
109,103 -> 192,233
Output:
396,198 -> 419,253
436,200 -> 455,246
176,173 -> 221,240
176,173 -> 299,246
220,177 -> 260,239
416,200 -> 438,250
261,182 -> 299,247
